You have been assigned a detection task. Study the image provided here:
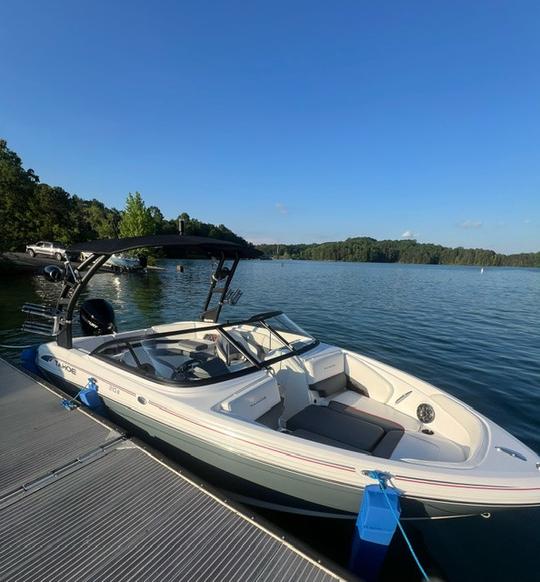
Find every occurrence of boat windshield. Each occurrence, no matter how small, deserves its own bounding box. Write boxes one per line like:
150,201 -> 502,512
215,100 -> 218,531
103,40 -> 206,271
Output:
91,312 -> 318,386
259,313 -> 316,351
226,313 -> 316,360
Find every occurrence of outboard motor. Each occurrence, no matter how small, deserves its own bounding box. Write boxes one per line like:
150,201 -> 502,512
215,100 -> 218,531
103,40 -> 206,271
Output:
79,299 -> 117,336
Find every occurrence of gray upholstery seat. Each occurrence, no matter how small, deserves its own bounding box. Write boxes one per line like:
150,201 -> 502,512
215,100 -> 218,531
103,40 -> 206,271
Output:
288,405 -> 384,451
287,403 -> 404,459
310,372 -> 368,398
328,401 -> 403,433
291,429 -> 362,453
256,399 -> 284,429
310,372 -> 348,397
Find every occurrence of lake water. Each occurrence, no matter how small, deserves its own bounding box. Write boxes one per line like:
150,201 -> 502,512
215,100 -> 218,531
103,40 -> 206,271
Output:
1,260 -> 539,581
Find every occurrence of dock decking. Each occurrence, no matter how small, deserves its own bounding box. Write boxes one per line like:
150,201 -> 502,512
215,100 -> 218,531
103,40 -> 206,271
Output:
0,359 -> 345,581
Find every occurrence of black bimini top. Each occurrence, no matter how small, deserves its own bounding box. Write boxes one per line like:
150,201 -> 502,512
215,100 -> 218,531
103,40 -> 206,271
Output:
68,235 -> 260,259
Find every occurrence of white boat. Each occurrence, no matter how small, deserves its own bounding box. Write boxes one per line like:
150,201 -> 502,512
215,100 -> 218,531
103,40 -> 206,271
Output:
80,251 -> 145,272
105,253 -> 145,272
25,235 -> 540,519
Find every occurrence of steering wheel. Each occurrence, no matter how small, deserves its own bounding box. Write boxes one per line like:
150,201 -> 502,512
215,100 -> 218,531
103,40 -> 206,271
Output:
173,358 -> 200,381
264,345 -> 287,359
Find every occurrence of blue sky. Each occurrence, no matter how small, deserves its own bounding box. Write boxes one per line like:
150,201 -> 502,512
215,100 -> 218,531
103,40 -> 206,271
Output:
1,1 -> 539,253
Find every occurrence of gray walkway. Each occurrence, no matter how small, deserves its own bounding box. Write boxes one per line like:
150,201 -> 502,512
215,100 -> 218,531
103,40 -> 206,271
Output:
0,359 -> 345,581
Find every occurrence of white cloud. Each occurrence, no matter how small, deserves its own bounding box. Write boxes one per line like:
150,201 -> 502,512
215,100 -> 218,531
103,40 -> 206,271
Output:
459,219 -> 482,229
275,202 -> 288,215
524,218 -> 532,224
401,230 -> 417,239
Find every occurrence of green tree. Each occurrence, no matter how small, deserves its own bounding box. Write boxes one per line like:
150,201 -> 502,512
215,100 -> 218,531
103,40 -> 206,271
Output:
118,192 -> 155,238
256,237 -> 540,267
0,139 -> 259,258
148,205 -> 165,234
26,184 -> 73,243
71,197 -> 121,240
0,139 -> 39,251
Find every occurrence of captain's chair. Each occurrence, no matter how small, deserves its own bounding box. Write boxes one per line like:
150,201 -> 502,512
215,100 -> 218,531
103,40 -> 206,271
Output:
215,336 -> 244,366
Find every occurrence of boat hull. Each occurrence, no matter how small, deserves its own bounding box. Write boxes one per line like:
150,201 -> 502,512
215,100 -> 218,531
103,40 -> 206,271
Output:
107,396 -> 539,518
40,368 -> 520,519
39,363 -> 540,520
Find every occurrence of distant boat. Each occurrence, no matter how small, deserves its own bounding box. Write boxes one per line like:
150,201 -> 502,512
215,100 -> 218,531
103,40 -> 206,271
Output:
481,268 -> 484,274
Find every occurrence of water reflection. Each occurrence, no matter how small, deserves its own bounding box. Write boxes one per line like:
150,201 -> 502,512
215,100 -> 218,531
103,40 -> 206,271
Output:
131,271 -> 164,320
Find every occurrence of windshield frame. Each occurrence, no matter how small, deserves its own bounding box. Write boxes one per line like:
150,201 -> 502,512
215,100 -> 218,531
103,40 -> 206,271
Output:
90,311 -> 319,387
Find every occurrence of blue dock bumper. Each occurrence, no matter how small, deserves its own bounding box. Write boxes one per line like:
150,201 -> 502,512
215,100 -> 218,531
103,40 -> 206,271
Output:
21,346 -> 39,374
349,484 -> 401,580
357,484 -> 401,545
78,377 -> 106,414
61,377 -> 106,415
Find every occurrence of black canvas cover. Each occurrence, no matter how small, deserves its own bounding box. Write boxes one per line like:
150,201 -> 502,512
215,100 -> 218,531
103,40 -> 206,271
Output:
68,235 -> 259,258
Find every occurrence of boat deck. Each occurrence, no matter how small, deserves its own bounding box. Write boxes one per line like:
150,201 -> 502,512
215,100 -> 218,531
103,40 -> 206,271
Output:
0,358 -> 345,581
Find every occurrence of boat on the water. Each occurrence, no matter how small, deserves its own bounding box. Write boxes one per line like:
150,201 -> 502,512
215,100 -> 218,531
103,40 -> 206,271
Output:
80,251 -> 146,272
24,235 -> 540,519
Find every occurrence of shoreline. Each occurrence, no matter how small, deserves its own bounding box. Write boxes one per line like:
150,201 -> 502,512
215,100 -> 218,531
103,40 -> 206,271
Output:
2,251 -> 538,273
0,252 -> 68,273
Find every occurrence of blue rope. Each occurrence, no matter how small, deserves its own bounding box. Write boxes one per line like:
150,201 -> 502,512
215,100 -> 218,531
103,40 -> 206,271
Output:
365,470 -> 430,581
61,377 -> 99,410
61,388 -> 84,410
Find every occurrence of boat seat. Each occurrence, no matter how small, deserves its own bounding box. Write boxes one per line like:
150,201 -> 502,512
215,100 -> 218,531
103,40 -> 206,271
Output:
287,404 -> 404,458
120,346 -> 177,379
216,336 -> 245,364
291,429 -> 363,454
327,401 -> 404,432
305,347 -> 368,398
310,373 -> 368,398
220,377 -> 281,422
310,372 -> 347,397
256,399 -> 284,429
304,349 -> 347,398
330,392 -> 422,431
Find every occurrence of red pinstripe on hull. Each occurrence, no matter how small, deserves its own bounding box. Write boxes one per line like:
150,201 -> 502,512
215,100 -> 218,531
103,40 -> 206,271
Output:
395,474 -> 540,491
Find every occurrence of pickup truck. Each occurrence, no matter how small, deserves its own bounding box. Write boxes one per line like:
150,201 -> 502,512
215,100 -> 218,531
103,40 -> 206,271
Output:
26,241 -> 78,261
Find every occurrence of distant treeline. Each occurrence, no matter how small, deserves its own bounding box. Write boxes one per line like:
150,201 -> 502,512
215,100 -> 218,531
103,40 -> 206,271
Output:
256,238 -> 540,267
0,139 -> 252,253
2,139 -> 537,267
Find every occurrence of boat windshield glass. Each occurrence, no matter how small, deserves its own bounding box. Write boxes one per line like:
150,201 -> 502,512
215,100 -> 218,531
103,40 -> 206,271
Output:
261,313 -> 316,351
92,312 -> 317,386
225,313 -> 315,361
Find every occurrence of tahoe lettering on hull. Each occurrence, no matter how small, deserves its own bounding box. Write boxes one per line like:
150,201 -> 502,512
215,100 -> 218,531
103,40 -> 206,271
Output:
41,354 -> 77,375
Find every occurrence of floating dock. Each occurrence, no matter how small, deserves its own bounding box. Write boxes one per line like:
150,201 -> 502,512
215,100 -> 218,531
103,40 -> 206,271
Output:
0,251 -> 69,273
0,359 -> 346,581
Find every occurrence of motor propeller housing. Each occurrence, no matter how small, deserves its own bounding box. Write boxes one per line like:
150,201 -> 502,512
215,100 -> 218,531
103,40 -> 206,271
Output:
80,299 -> 117,336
